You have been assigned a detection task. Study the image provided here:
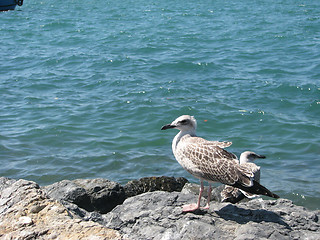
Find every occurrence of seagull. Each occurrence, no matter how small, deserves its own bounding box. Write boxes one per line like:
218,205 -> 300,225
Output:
161,115 -> 279,212
221,151 -> 265,203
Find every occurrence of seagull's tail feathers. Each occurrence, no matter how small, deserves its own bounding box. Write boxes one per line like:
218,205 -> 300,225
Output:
232,180 -> 280,199
240,190 -> 259,199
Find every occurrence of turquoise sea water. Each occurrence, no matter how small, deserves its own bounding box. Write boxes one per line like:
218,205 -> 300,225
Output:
1,0 -> 319,210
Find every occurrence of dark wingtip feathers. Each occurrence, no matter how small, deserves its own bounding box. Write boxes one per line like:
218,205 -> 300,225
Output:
233,180 -> 280,199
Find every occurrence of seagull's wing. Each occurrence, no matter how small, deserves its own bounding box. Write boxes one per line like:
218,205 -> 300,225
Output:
206,140 -> 233,148
221,185 -> 242,202
178,139 -> 253,186
254,166 -> 261,183
187,137 -> 233,149
238,163 -> 261,198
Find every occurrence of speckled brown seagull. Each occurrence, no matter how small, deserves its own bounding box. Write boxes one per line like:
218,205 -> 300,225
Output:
221,151 -> 265,203
161,115 -> 279,212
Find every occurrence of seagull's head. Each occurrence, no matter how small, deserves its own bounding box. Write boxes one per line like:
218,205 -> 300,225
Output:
239,151 -> 266,164
161,115 -> 197,132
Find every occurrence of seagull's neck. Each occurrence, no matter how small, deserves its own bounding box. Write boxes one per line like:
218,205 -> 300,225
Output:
240,157 -> 253,164
240,158 -> 248,164
172,129 -> 196,152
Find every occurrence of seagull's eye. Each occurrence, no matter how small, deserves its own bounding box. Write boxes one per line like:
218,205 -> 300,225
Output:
180,119 -> 189,125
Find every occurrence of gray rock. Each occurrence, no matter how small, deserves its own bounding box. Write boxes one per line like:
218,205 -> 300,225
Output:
42,176 -> 188,222
104,191 -> 320,240
124,176 -> 188,198
2,176 -> 319,240
0,177 -> 121,240
104,191 -> 214,240
0,177 -> 17,191
43,178 -> 125,214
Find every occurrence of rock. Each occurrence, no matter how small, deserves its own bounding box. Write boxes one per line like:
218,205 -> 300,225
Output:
0,177 -> 16,191
2,176 -> 319,240
0,177 -> 121,240
43,178 -> 125,214
42,176 -> 188,223
104,191 -> 320,240
124,176 -> 188,198
104,191 -> 207,239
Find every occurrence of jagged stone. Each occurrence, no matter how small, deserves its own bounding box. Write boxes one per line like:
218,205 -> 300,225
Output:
2,176 -> 319,240
123,176 -> 188,198
0,177 -> 121,240
104,191 -> 320,240
43,178 -> 125,214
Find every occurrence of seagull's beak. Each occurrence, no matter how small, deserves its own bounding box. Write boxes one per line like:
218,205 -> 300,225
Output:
256,154 -> 266,159
161,124 -> 176,130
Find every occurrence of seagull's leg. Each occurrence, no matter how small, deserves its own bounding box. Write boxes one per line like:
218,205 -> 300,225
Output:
202,183 -> 212,209
182,180 -> 204,212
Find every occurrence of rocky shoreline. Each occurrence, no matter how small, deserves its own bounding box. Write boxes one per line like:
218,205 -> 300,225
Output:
0,176 -> 319,239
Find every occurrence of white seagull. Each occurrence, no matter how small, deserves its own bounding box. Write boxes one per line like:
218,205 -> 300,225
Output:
161,115 -> 279,212
221,151 -> 265,203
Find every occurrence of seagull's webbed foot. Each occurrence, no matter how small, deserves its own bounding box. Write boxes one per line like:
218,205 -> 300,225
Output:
200,204 -> 210,210
182,203 -> 200,212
